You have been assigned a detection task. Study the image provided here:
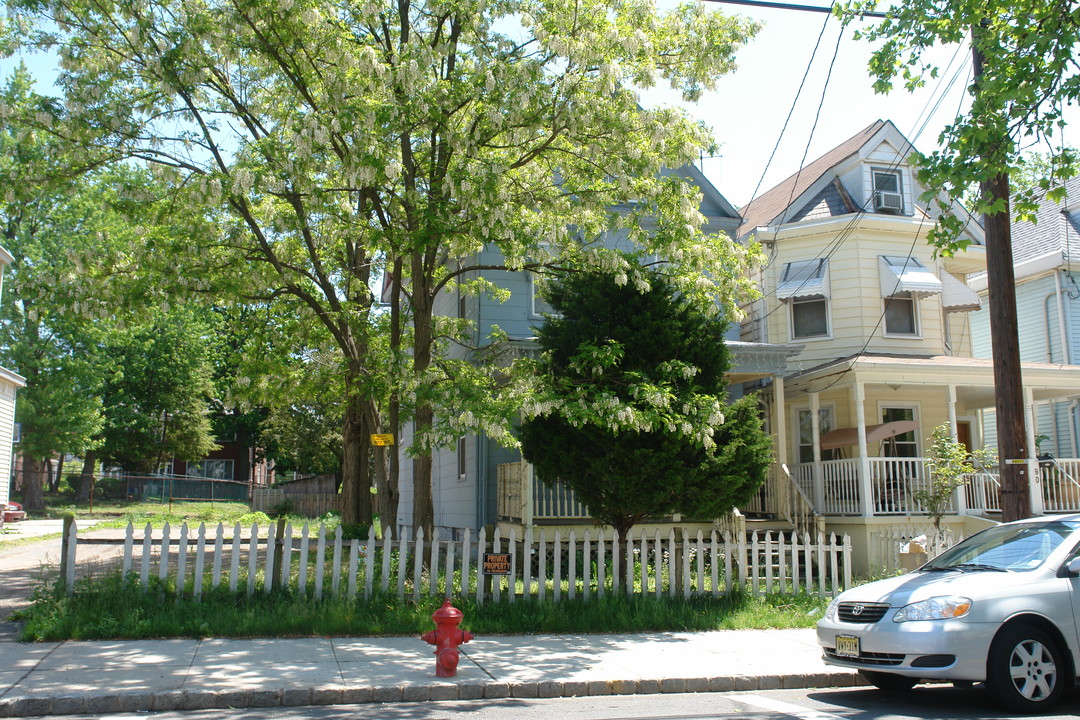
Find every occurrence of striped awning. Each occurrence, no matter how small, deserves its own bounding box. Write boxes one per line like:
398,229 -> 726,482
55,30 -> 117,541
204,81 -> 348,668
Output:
940,271 -> 981,313
879,255 -> 943,297
777,259 -> 830,300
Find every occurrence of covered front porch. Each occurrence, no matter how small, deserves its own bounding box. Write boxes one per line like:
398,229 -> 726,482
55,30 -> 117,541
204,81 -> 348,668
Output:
774,354 -> 1080,521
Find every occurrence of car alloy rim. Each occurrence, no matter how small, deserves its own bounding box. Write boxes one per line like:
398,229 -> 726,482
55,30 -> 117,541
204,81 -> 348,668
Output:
1009,639 -> 1057,701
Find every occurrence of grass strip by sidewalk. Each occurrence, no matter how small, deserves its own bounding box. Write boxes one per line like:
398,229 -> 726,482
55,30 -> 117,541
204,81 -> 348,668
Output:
14,573 -> 828,642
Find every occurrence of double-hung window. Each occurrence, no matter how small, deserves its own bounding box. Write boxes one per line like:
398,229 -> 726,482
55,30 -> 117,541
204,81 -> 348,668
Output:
884,292 -> 917,335
778,259 -> 831,340
878,256 -> 942,337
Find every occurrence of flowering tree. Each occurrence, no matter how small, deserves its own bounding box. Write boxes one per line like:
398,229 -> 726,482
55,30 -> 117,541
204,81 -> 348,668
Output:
3,0 -> 762,530
519,267 -> 772,550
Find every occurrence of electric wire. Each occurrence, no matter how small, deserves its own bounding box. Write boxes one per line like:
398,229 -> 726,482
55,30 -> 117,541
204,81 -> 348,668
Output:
747,38 -> 973,345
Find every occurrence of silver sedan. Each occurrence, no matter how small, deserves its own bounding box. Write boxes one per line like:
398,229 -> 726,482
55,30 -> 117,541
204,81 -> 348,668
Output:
817,514 -> 1080,713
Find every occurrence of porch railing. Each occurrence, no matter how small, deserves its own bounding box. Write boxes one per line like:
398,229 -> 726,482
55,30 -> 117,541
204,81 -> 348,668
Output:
1041,458 -> 1080,512
792,457 -> 1080,517
496,462 -> 745,533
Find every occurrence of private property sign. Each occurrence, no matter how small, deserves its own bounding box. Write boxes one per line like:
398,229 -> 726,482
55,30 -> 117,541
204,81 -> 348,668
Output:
482,553 -> 511,575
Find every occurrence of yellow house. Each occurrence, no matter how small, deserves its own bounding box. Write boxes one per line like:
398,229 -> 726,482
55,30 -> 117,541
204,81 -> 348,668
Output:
738,120 -> 1080,572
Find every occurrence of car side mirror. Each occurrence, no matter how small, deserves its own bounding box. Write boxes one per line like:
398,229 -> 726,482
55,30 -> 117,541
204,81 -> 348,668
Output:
1068,557 -> 1080,576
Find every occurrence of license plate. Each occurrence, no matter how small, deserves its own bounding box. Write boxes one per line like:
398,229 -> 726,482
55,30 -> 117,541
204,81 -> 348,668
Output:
835,635 -> 860,658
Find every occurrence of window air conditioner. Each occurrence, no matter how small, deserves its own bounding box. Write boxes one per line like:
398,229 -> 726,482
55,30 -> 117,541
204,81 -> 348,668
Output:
875,190 -> 903,212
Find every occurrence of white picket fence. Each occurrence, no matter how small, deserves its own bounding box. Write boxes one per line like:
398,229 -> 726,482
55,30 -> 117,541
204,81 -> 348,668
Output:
60,521 -> 852,601
869,526 -> 962,575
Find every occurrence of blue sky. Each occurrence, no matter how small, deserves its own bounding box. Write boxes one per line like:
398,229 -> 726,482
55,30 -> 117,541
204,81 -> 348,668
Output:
643,2 -> 1080,208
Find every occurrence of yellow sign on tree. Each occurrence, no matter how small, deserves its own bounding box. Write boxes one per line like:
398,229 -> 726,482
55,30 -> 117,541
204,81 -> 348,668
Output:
370,434 -> 395,447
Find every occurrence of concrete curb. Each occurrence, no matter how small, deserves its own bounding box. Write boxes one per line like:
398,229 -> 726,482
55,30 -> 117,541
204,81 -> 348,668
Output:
0,672 -> 866,717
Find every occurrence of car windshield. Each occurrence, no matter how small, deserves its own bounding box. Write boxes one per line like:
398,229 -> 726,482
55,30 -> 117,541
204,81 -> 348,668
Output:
924,520 -> 1080,572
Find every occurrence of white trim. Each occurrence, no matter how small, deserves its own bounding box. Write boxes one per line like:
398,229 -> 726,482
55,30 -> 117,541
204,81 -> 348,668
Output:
968,250 -> 1065,292
794,404 -> 835,464
871,167 -> 905,214
528,272 -> 553,318
0,366 -> 26,388
789,295 -> 831,341
881,292 -> 922,338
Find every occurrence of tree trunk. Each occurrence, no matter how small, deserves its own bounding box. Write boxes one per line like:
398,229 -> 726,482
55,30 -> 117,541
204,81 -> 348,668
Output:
412,403 -> 435,536
340,391 -> 373,526
76,452 -> 97,502
44,458 -> 55,493
383,257 -> 403,538
54,455 -> 65,493
369,405 -> 398,536
21,456 -> 46,511
410,257 -> 436,536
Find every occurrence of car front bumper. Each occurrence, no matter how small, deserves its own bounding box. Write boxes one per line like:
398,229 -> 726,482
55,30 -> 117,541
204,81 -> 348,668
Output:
816,616 -> 996,681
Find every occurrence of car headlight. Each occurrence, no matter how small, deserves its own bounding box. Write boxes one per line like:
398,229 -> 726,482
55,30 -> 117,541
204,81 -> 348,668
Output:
893,595 -> 972,622
824,597 -> 841,622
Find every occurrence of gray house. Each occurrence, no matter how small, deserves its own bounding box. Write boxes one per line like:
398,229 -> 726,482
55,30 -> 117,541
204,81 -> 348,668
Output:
395,165 -> 800,536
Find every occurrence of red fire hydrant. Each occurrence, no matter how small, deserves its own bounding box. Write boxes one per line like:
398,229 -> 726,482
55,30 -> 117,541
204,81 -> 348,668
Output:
420,599 -> 474,677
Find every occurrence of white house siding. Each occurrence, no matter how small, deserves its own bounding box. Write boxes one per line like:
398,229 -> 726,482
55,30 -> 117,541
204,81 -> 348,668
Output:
0,380 -> 16,508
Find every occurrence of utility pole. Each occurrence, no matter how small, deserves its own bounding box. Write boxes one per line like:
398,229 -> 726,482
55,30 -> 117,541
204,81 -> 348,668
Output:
972,32 -> 1030,522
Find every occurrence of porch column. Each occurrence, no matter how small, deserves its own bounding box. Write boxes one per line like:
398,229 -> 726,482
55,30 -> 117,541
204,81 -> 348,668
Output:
773,374 -> 788,467
855,382 -> 874,516
947,385 -> 958,439
948,385 -> 968,514
811,392 -> 824,511
524,462 -> 535,527
1072,400 -> 1079,458
1025,387 -> 1045,515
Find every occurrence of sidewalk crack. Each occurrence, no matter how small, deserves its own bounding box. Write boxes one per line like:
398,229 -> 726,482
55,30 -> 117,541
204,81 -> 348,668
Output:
0,640 -> 63,701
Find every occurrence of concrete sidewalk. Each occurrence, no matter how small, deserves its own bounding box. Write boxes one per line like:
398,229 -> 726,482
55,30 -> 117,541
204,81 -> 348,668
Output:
0,629 -> 863,717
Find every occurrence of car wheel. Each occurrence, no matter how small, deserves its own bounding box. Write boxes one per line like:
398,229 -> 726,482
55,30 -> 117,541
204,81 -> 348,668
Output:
987,624 -> 1065,713
859,670 -> 918,691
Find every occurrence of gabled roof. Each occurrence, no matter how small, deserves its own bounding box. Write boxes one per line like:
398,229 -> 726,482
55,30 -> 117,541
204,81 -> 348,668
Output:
737,120 -> 885,238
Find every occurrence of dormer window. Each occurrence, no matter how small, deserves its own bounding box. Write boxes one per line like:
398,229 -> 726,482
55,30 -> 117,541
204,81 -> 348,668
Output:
872,169 -> 904,214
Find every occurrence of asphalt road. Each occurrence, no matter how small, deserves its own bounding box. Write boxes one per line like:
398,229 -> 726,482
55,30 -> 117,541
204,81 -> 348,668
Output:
6,686 -> 1079,720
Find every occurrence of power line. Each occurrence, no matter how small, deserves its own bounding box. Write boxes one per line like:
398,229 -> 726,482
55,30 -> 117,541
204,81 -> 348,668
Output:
699,0 -> 887,18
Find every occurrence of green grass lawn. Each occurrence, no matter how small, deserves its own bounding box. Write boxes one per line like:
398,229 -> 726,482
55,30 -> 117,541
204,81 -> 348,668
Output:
15,572 -> 828,642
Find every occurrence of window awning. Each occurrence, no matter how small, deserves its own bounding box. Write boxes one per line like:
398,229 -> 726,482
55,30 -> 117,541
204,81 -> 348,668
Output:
879,255 -> 942,298
940,271 -> 981,313
777,259 -> 830,300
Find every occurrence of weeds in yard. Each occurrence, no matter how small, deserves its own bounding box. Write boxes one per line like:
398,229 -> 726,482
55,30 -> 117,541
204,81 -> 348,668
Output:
14,572 -> 830,642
